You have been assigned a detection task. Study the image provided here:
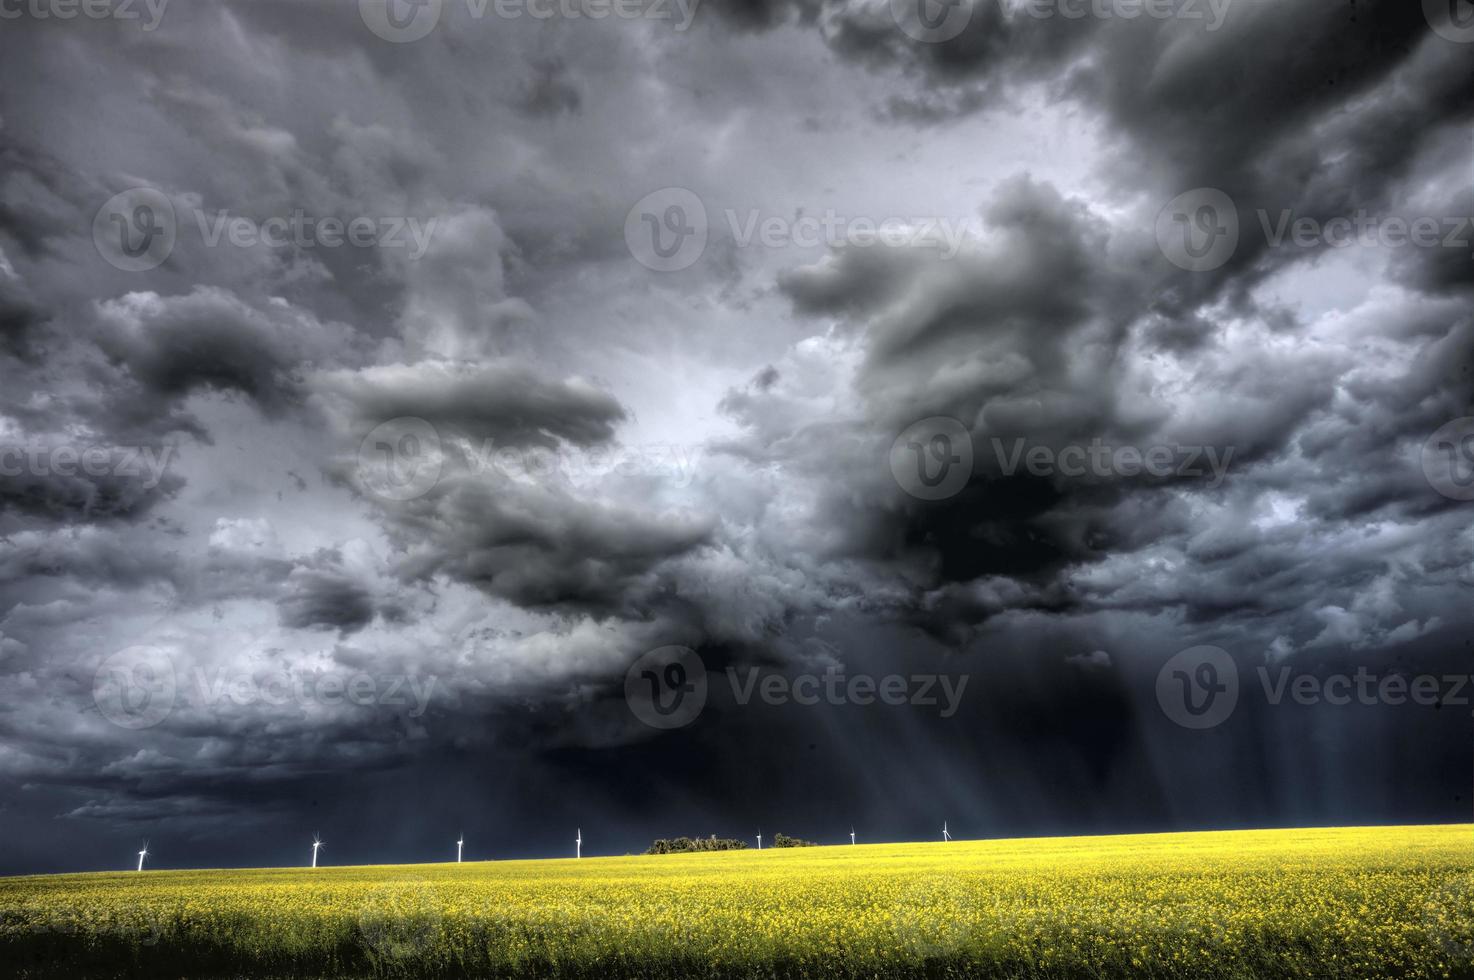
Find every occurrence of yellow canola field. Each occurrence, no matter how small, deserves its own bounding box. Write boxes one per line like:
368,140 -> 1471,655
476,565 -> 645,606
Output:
2,824 -> 1471,979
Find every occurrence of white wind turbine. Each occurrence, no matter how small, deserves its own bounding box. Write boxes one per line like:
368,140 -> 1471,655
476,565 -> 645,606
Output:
756,829 -> 762,851
136,841 -> 149,872
457,833 -> 464,864
575,828 -> 582,860
942,821 -> 952,842
850,827 -> 856,846
311,833 -> 323,869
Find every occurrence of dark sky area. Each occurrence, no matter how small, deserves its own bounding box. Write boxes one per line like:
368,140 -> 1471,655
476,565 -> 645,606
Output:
1,0 -> 1472,876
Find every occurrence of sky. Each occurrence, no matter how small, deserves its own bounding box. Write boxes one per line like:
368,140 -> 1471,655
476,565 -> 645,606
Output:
0,0 -> 1472,876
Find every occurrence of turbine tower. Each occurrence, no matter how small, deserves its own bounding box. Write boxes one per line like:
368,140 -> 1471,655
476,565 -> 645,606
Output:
942,821 -> 952,842
850,827 -> 856,846
457,833 -> 464,864
576,828 -> 582,860
756,829 -> 762,850
311,833 -> 323,869
136,841 -> 149,872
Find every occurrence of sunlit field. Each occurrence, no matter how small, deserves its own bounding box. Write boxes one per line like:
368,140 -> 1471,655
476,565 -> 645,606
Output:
3,825 -> 1471,979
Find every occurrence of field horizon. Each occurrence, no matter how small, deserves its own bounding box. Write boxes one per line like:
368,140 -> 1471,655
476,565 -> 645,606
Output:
4,823 -> 1471,979
5,820 -> 1469,879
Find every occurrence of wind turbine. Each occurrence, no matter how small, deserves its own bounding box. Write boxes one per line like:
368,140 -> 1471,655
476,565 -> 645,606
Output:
850,827 -> 856,846
756,829 -> 762,851
136,841 -> 149,872
457,833 -> 464,864
575,828 -> 582,860
942,821 -> 952,842
311,833 -> 323,869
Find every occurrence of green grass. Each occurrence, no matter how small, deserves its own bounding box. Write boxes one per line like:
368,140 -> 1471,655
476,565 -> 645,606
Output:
2,824 -> 1471,979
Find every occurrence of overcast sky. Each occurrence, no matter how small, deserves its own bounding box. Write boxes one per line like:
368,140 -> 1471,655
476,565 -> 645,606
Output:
1,0 -> 1471,875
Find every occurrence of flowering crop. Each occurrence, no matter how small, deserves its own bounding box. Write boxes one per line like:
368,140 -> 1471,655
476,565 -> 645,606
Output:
2,824 -> 1470,978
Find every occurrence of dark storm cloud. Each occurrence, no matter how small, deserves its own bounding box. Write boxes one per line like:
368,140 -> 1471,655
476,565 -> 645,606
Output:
93,287 -> 364,415
519,58 -> 583,118
276,560 -> 378,635
0,444 -> 183,523
387,476 -> 715,612
1,0 -> 1472,871
0,255 -> 48,358
316,361 -> 627,450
